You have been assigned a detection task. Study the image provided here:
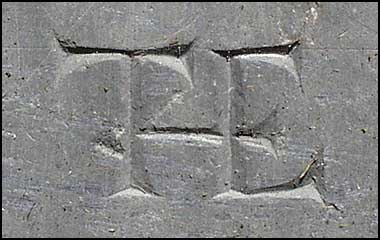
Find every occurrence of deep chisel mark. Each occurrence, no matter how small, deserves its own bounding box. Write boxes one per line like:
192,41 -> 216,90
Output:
139,126 -> 223,136
212,40 -> 300,61
56,33 -> 195,58
242,160 -> 314,194
243,145 -> 323,195
25,202 -> 37,221
234,127 -> 278,139
131,182 -> 162,197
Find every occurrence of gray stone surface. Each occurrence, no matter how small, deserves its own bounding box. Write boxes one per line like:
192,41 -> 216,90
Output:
2,2 -> 378,238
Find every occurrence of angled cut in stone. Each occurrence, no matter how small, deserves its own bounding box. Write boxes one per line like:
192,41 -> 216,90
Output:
131,50 -> 229,134
230,53 -> 306,193
131,133 -> 228,200
231,54 -> 303,135
54,55 -> 132,197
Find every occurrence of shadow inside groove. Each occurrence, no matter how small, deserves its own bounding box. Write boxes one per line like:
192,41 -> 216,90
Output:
56,36 -> 195,58
212,40 -> 300,61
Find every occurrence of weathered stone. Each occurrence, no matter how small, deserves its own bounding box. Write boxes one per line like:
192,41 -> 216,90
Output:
229,53 -> 312,192
131,49 -> 229,132
132,133 -> 227,200
48,55 -> 132,197
2,2 -> 378,238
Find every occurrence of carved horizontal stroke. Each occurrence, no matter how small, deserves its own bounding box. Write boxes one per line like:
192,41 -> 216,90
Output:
212,40 -> 300,61
56,33 -> 195,57
52,35 -> 327,204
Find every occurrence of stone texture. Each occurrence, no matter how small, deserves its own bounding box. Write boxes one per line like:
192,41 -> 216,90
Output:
132,133 -> 226,200
2,2 -> 378,238
131,49 -> 229,132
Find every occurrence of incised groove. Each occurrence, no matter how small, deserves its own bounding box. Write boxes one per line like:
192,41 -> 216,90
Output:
56,33 -> 195,58
212,40 -> 300,61
56,31 -> 299,61
139,126 -> 223,136
243,145 -> 324,195
52,32 -> 337,207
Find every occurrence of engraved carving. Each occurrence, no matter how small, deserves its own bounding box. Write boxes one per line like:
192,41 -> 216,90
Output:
56,39 -> 323,202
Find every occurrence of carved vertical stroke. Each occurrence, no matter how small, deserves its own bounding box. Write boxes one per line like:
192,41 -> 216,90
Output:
54,35 -> 326,203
